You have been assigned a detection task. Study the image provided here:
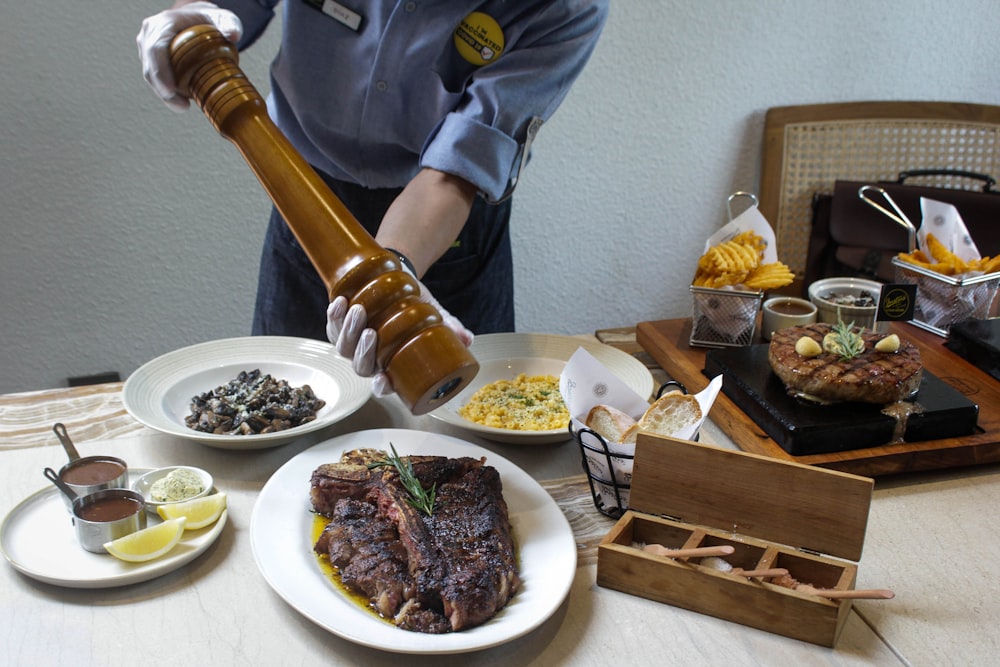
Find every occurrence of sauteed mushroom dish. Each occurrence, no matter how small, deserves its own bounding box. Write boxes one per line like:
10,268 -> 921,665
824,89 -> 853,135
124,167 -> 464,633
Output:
185,369 -> 326,435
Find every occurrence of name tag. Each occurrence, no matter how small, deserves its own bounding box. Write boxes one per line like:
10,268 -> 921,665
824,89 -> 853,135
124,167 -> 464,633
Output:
303,0 -> 363,31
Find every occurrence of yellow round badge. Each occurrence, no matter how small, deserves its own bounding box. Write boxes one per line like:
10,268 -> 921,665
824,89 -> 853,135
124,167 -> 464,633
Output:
454,12 -> 504,66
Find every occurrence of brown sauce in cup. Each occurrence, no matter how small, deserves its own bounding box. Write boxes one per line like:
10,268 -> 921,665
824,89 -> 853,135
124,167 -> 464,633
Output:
769,300 -> 814,315
62,459 -> 125,486
77,496 -> 143,522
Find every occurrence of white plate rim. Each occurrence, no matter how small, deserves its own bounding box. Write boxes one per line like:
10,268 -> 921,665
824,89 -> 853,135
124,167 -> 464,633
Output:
122,336 -> 370,450
1,469 -> 227,588
249,428 -> 577,654
429,332 -> 654,444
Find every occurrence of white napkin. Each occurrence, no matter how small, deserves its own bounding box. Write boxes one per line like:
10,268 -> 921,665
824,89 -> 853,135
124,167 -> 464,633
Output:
703,205 -> 779,264
919,197 -> 980,262
692,286 -> 761,340
561,347 -> 723,510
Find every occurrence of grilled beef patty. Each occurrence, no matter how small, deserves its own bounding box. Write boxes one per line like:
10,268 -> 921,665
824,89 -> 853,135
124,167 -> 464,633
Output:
310,449 -> 520,634
768,323 -> 922,404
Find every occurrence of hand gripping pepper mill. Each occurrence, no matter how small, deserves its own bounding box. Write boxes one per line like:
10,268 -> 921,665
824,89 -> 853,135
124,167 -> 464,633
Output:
168,25 -> 478,415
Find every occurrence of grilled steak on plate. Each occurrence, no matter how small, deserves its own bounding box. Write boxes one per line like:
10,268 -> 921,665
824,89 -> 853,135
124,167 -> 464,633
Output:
311,449 -> 520,634
768,323 -> 922,404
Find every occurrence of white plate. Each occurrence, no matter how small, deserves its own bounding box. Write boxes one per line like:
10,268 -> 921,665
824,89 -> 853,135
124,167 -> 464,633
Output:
123,336 -> 370,450
430,332 -> 654,444
250,429 -> 577,654
1,469 -> 227,589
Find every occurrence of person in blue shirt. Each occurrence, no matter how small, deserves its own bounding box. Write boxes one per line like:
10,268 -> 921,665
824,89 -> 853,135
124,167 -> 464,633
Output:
138,1 -> 608,395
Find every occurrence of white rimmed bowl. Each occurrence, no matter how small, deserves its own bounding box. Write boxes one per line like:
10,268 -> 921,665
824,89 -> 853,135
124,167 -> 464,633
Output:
429,332 -> 654,445
122,336 -> 370,450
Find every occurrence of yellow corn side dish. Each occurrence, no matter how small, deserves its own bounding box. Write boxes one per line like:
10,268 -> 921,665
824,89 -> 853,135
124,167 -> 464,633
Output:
459,374 -> 569,431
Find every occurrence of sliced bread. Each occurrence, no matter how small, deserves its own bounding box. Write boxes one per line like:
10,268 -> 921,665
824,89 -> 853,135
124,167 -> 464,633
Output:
585,404 -> 637,443
636,391 -> 702,437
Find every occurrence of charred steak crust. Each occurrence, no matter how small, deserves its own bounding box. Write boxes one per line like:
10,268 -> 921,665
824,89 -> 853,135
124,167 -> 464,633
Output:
310,449 -> 520,634
317,499 -> 414,619
768,323 -> 922,404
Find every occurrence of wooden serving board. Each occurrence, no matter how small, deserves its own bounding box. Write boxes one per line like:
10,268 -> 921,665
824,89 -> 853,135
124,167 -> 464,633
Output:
635,318 -> 1000,477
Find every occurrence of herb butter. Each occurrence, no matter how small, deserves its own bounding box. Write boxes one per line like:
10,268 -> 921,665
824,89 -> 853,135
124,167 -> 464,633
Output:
150,468 -> 205,502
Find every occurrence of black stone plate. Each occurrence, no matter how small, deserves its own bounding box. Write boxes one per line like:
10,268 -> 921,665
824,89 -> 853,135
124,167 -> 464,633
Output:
703,345 -> 979,456
945,319 -> 1000,382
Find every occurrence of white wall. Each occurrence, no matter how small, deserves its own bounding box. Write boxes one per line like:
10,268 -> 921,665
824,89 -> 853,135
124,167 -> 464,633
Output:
3,0 -> 998,393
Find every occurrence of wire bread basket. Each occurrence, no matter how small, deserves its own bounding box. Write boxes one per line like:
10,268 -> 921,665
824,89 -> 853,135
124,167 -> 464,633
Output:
571,381 -> 691,518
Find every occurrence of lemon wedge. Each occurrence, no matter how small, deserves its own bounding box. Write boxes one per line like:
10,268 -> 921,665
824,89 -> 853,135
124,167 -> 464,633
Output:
104,517 -> 186,562
157,492 -> 227,529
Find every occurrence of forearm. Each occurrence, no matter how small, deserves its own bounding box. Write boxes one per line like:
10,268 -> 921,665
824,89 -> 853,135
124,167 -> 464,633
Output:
374,168 -> 477,277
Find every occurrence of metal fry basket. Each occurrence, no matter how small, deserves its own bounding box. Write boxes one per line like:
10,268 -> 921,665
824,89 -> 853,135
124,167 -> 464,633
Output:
891,257 -> 1000,336
689,286 -> 763,347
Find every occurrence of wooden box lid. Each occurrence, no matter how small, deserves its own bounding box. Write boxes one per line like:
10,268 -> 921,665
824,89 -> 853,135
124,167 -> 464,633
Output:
629,433 -> 874,561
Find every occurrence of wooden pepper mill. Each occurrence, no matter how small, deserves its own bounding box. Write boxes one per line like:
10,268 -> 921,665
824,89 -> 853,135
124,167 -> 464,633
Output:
168,25 -> 478,415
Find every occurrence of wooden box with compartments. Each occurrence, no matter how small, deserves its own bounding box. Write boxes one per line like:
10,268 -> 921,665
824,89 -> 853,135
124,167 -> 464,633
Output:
596,433 -> 886,647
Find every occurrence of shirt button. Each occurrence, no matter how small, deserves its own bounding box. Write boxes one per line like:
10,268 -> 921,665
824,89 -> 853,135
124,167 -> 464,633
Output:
376,80 -> 388,92
405,2 -> 416,11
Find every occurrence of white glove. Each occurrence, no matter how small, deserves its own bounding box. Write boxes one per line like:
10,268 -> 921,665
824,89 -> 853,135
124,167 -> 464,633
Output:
326,271 -> 474,397
136,2 -> 243,112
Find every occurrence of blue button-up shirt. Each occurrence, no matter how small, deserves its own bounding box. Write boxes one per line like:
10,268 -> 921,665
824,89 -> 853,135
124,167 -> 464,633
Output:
215,1 -> 608,201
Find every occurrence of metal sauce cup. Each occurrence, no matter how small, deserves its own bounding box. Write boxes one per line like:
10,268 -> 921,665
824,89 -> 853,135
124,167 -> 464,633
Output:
56,456 -> 129,511
72,489 -> 147,553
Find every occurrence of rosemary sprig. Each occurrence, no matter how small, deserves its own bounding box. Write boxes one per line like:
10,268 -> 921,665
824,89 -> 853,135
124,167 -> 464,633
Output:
823,319 -> 865,360
367,443 -> 436,516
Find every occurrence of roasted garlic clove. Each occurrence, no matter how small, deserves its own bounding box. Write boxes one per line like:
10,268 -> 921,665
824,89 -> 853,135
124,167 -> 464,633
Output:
795,336 -> 823,357
875,333 -> 900,353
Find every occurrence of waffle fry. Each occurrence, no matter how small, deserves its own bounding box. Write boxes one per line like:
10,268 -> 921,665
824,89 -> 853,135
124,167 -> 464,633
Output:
694,270 -> 750,288
692,231 -> 794,290
745,262 -> 795,290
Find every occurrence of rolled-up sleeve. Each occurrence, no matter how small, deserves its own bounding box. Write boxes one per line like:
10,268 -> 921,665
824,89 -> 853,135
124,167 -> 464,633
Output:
419,1 -> 609,202
421,115 -> 521,203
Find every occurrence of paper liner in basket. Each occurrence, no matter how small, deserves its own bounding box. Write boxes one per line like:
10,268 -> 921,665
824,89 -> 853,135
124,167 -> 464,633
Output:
560,347 -> 723,509
919,198 -> 981,262
693,206 -> 780,339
